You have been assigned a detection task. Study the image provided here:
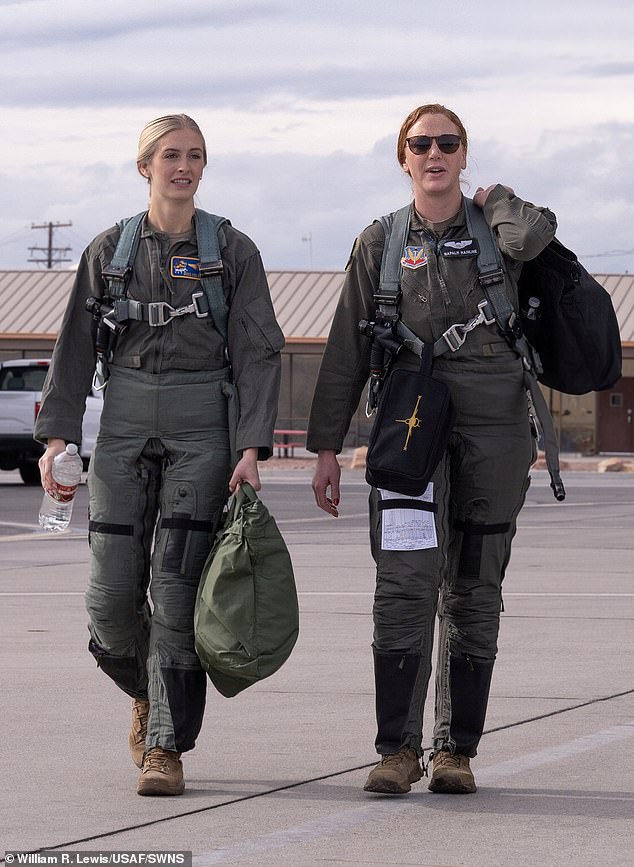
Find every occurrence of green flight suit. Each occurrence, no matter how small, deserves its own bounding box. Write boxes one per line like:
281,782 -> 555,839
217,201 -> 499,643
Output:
35,214 -> 284,753
307,186 -> 556,758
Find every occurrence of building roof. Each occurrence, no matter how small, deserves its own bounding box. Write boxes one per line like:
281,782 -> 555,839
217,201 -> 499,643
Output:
0,269 -> 632,343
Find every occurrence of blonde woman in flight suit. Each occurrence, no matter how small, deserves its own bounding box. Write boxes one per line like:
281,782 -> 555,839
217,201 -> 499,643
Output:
36,114 -> 283,797
308,104 -> 556,795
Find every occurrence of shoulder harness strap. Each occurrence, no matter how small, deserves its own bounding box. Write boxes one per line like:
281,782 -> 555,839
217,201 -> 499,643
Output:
378,197 -> 564,500
101,212 -> 145,298
377,206 -> 410,324
464,197 -> 564,500
101,209 -> 229,343
194,209 -> 229,344
379,202 -> 495,358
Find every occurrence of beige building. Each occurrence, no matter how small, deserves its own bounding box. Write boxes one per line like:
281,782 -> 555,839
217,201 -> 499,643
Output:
1,269 -> 633,453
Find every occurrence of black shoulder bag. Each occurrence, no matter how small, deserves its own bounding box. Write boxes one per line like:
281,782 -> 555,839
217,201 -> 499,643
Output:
365,344 -> 455,496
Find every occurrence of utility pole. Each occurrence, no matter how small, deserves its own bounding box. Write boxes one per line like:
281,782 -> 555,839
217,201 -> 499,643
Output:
28,221 -> 72,268
301,232 -> 313,270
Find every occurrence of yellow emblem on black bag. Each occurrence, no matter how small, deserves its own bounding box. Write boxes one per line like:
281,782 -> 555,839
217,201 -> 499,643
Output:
395,394 -> 422,451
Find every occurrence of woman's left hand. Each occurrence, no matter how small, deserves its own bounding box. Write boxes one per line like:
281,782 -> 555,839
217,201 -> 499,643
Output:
473,184 -> 514,208
229,447 -> 261,492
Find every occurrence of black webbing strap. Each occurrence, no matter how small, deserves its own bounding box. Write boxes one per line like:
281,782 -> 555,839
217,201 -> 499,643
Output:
160,516 -> 215,532
88,521 -> 134,536
454,519 -> 511,535
378,499 -> 438,513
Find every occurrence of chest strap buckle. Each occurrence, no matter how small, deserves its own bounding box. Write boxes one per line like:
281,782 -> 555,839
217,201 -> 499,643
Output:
147,292 -> 208,326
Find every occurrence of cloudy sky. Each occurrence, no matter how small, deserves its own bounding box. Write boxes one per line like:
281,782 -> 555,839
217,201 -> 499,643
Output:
1,0 -> 633,273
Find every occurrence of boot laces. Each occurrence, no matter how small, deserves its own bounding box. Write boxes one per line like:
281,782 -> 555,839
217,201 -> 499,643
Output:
381,748 -> 414,768
143,747 -> 179,774
131,700 -> 149,738
435,750 -> 465,769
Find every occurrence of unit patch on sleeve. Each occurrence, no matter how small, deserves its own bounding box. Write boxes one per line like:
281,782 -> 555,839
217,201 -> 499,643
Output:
401,246 -> 428,270
170,256 -> 201,279
440,239 -> 479,258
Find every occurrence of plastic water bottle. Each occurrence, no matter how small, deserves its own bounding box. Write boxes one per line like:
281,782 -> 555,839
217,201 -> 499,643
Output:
38,443 -> 83,532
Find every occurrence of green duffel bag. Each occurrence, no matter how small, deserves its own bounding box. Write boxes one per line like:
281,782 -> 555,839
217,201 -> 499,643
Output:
194,482 -> 299,697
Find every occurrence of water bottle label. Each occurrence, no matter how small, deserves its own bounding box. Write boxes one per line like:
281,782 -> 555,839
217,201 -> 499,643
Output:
50,482 -> 78,503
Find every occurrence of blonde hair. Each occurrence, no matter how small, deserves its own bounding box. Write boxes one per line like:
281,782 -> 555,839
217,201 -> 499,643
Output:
136,114 -> 207,177
397,103 -> 468,167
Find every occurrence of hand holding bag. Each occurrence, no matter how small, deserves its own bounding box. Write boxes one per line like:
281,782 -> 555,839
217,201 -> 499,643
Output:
194,482 -> 299,697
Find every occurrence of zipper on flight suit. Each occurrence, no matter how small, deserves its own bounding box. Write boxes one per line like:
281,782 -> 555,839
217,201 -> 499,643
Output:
419,228 -> 452,315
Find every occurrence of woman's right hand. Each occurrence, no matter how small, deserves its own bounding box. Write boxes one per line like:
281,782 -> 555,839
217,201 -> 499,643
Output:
39,438 -> 67,492
312,450 -> 341,517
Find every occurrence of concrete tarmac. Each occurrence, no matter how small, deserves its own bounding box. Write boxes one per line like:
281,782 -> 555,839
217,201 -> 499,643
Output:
1,463 -> 633,867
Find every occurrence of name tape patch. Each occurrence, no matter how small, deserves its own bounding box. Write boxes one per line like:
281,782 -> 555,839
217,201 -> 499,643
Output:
440,239 -> 479,258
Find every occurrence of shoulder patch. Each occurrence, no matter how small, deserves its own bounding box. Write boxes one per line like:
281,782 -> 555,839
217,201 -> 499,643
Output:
401,246 -> 428,270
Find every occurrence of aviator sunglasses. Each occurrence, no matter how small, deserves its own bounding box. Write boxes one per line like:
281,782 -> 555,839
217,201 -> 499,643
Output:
406,134 -> 462,155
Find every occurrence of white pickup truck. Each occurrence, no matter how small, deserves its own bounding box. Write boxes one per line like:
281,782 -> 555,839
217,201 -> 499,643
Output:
0,358 -> 103,484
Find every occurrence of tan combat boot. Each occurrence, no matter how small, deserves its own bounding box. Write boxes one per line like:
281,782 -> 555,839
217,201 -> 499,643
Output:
363,747 -> 422,794
428,750 -> 476,794
128,698 -> 150,769
137,747 -> 185,796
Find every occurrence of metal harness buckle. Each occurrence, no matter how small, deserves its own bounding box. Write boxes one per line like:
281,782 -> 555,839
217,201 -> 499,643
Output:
147,292 -> 208,326
478,268 -> 505,287
440,300 -> 496,353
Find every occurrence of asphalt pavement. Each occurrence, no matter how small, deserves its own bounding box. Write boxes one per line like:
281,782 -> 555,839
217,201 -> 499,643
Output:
1,459 -> 633,867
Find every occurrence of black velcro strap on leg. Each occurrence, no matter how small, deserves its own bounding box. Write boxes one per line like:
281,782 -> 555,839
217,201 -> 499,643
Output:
378,499 -> 438,513
160,517 -> 215,532
88,521 -> 134,535
160,512 -> 213,574
453,519 -> 510,536
454,520 -> 511,580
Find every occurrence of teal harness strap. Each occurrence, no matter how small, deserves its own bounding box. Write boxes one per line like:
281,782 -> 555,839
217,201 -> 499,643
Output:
101,212 -> 145,298
379,203 -> 495,358
463,198 -> 539,370
194,209 -> 228,345
377,206 -> 410,323
376,197 -> 564,501
463,197 -> 564,500
94,209 -> 230,387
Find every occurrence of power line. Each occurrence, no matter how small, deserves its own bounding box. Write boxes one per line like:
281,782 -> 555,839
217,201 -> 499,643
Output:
28,221 -> 72,268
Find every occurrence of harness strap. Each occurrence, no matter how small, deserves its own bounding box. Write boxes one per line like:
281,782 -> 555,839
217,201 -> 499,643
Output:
112,292 -> 209,326
376,197 -> 565,501
463,199 -> 541,374
195,209 -> 228,345
101,212 -> 145,298
463,198 -> 564,501
395,299 -> 495,358
377,207 -> 409,323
